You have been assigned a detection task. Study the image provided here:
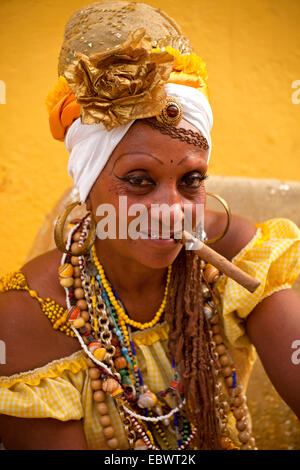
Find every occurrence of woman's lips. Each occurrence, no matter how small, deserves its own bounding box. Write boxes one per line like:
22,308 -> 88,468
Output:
138,232 -> 177,246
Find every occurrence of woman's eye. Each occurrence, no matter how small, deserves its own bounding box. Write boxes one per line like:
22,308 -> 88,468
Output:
180,173 -> 208,189
119,174 -> 154,187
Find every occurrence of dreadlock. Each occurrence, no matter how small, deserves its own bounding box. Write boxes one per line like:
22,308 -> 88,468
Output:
164,248 -> 222,449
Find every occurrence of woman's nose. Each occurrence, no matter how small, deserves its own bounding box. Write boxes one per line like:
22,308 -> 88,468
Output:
149,186 -> 185,235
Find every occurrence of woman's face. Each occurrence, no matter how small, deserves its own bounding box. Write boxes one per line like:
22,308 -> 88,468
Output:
86,119 -> 209,269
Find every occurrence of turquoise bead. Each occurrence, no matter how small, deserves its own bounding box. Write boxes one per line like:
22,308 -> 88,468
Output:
122,375 -> 132,385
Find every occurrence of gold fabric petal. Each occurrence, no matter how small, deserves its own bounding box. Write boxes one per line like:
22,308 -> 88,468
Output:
64,28 -> 174,130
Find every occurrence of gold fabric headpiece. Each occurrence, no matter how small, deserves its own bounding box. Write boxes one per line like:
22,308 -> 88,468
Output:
46,1 -> 210,138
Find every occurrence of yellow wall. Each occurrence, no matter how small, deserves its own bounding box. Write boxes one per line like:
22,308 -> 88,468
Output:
0,0 -> 300,274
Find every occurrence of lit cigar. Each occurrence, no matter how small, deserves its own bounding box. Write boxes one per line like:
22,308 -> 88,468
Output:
180,230 -> 260,293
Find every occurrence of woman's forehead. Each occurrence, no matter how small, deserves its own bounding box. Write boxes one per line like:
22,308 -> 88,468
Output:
110,119 -> 209,163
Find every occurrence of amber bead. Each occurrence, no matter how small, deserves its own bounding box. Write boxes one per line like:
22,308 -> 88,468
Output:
59,277 -> 74,288
225,376 -> 233,387
216,344 -> 226,355
86,358 -> 96,367
99,415 -> 111,427
212,324 -> 220,334
238,431 -> 250,444
71,242 -> 81,254
233,408 -> 245,420
219,354 -> 230,366
88,367 -> 100,379
74,278 -> 82,288
77,299 -> 88,310
90,379 -> 102,390
233,395 -> 245,407
73,266 -> 81,277
71,255 -> 80,265
81,311 -> 90,322
93,390 -> 106,402
213,334 -> 223,345
73,232 -> 82,242
107,438 -> 118,449
74,288 -> 85,299
97,402 -> 108,415
103,426 -> 115,439
234,384 -> 244,396
73,317 -> 85,328
236,419 -> 247,431
114,356 -> 127,370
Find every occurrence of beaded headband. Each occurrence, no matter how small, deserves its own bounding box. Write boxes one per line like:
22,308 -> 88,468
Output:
144,116 -> 209,151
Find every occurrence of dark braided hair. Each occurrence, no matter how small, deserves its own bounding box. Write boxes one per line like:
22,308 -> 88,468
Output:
164,248 -> 222,449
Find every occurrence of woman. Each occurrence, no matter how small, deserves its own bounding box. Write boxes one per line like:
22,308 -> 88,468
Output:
0,1 -> 300,450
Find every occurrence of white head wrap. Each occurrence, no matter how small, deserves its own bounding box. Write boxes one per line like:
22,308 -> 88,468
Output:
65,83 -> 213,202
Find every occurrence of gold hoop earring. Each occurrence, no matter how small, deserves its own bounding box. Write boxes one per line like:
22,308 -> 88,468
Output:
204,192 -> 232,245
54,201 -> 97,255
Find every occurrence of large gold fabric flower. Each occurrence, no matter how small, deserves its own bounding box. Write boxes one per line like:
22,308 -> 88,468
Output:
64,28 -> 174,130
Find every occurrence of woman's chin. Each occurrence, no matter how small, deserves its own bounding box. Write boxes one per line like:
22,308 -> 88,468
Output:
131,237 -> 183,269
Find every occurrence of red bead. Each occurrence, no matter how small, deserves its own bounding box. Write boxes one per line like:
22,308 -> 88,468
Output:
67,305 -> 81,321
111,336 -> 119,346
166,104 -> 179,118
70,219 -> 82,224
170,380 -> 178,390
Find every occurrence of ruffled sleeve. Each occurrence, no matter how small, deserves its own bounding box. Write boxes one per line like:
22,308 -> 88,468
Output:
0,350 -> 88,421
216,217 -> 300,349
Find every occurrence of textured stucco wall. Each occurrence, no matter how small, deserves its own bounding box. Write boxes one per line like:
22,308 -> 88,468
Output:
0,0 -> 300,275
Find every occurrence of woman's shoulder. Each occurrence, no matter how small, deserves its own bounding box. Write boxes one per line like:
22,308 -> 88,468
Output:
0,248 -> 80,376
206,210 -> 258,261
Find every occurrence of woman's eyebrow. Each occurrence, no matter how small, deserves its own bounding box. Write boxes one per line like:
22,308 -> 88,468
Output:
177,149 -> 207,166
111,151 -> 164,173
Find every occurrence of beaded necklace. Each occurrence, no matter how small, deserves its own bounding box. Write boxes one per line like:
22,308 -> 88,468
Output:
57,217 -> 257,450
90,246 -> 194,449
91,244 -> 172,330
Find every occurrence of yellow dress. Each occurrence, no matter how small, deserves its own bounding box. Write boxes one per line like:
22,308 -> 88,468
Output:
0,217 -> 300,450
